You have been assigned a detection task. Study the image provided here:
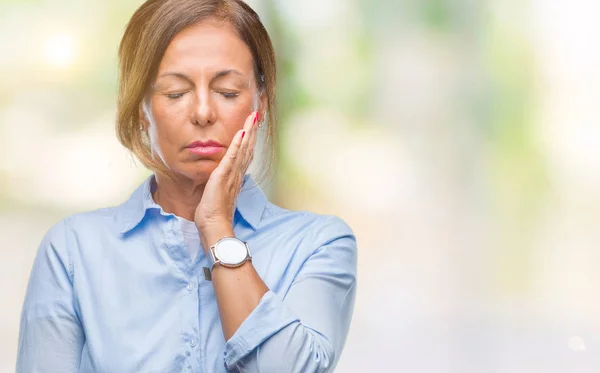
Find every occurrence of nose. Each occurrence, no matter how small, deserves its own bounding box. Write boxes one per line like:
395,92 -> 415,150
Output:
191,88 -> 217,126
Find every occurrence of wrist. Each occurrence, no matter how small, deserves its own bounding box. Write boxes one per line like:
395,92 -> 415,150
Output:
199,223 -> 234,251
195,216 -> 232,231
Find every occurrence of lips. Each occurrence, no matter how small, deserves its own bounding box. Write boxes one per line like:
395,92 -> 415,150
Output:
185,139 -> 225,157
186,140 -> 224,148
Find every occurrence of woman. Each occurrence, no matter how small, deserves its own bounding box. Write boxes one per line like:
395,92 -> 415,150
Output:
16,1 -> 357,372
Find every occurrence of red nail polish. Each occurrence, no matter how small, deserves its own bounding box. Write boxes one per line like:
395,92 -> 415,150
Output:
253,112 -> 259,125
242,131 -> 246,139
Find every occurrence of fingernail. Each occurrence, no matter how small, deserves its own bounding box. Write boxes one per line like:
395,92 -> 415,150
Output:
242,131 -> 246,139
253,112 -> 259,125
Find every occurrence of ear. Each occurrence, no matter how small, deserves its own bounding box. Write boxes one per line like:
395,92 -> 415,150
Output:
259,93 -> 267,118
138,102 -> 150,130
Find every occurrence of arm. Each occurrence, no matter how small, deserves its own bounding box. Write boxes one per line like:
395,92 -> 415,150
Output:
16,218 -> 85,373
201,225 -> 269,341
203,216 -> 357,373
195,113 -> 356,371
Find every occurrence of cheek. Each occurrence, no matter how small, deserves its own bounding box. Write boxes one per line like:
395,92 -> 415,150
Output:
148,99 -> 187,142
216,97 -> 253,134
150,98 -> 186,126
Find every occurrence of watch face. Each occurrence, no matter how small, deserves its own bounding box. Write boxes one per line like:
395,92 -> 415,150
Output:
215,238 -> 247,265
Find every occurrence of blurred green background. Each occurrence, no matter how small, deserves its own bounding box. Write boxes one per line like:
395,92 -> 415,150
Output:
2,0 -> 600,372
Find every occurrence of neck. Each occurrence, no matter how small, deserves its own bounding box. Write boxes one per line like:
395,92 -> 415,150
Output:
151,173 -> 206,222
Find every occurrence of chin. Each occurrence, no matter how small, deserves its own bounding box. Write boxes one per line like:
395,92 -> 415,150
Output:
184,161 -> 218,181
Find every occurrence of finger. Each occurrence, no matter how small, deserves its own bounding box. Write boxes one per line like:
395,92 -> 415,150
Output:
216,129 -> 245,178
235,111 -> 259,170
218,111 -> 256,179
239,111 -> 257,150
243,113 -> 260,169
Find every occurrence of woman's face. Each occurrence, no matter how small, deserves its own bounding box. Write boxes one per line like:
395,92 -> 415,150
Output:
141,18 -> 261,182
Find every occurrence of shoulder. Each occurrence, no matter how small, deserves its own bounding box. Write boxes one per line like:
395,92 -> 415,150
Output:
34,206 -> 126,271
39,206 -> 122,250
262,201 -> 356,251
258,203 -> 358,290
65,206 -> 122,234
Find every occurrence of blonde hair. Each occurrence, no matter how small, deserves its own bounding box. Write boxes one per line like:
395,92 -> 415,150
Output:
116,0 -> 278,183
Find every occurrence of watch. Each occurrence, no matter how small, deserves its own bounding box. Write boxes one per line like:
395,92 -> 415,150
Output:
204,237 -> 251,280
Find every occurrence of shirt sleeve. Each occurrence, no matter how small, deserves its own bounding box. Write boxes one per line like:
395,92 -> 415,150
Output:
224,215 -> 358,373
16,218 -> 85,373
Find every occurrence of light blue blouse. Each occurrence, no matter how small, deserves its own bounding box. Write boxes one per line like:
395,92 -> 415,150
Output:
17,174 -> 357,373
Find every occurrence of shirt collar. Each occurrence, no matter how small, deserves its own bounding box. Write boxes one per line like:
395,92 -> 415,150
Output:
117,173 -> 267,235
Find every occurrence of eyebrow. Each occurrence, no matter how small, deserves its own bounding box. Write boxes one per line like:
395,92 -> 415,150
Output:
157,69 -> 244,83
214,69 -> 244,79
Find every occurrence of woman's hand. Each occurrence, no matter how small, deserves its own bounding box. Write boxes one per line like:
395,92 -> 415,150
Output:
194,111 -> 260,248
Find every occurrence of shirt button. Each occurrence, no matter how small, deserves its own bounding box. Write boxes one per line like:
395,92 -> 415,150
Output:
189,338 -> 197,347
187,282 -> 195,291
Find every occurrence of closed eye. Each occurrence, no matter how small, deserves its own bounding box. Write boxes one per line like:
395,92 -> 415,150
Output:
166,92 -> 186,100
217,91 -> 239,99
